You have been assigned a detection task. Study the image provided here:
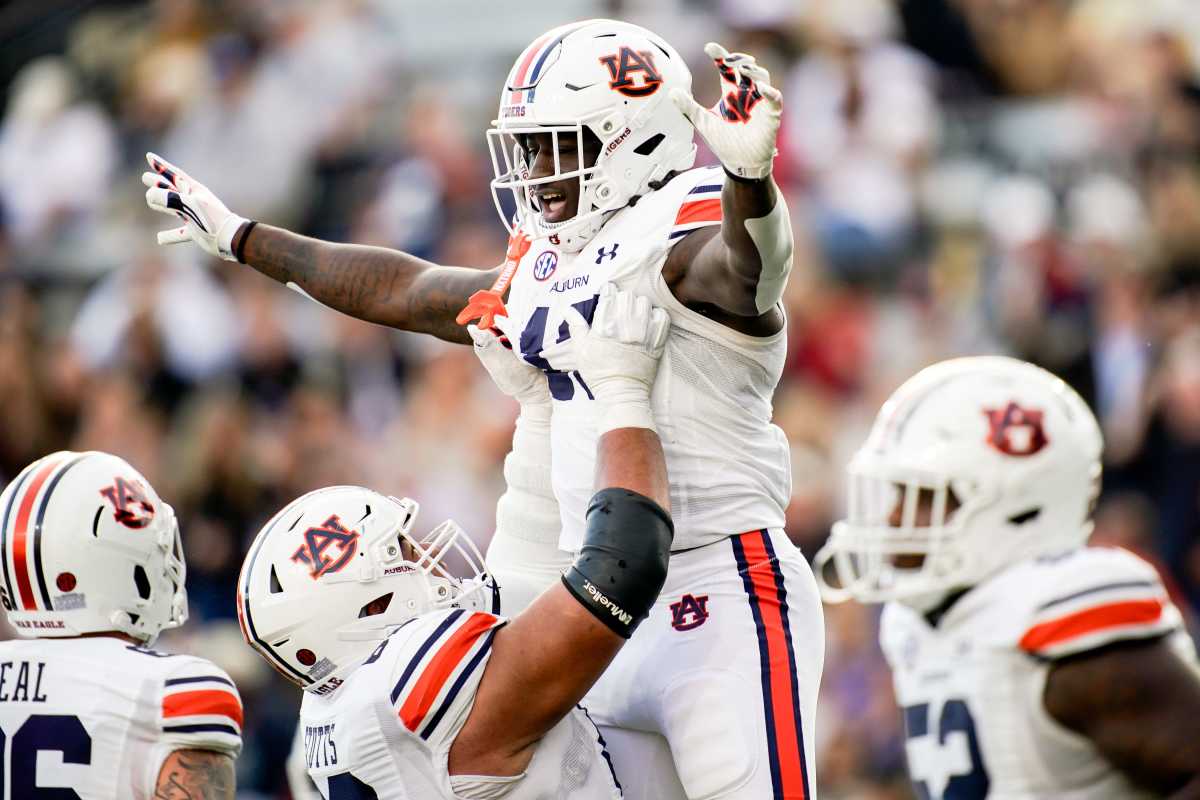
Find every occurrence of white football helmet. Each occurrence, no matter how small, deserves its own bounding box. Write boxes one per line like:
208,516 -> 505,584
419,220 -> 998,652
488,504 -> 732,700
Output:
815,357 -> 1103,611
0,451 -> 186,644
237,486 -> 495,692
488,19 -> 697,253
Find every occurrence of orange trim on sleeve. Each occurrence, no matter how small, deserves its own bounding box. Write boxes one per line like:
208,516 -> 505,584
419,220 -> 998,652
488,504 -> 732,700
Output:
1019,598 -> 1164,653
163,690 -> 244,727
399,612 -> 496,733
674,198 -> 722,226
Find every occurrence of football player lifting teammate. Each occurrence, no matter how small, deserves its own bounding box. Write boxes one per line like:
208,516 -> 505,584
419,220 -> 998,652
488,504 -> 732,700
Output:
147,19 -> 817,799
237,287 -> 672,798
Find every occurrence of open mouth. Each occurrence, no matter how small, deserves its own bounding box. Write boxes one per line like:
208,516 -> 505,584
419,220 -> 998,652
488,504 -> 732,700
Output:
535,185 -> 571,222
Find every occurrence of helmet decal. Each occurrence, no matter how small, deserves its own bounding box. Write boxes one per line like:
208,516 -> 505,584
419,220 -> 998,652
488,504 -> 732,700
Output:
984,402 -> 1048,457
99,476 -> 156,529
599,47 -> 664,97
290,515 -> 360,579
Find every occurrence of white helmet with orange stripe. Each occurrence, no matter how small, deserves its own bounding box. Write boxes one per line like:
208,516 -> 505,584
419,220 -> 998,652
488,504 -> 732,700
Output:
0,451 -> 187,644
815,357 -> 1103,611
237,486 -> 496,693
488,18 -> 697,253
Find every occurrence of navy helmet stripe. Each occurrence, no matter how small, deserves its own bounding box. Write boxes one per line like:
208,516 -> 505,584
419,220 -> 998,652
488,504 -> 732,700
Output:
240,514 -> 310,682
390,609 -> 465,705
760,530 -> 811,797
525,27 -> 578,102
419,627 -> 497,740
32,455 -> 86,609
0,462 -> 38,610
731,531 -> 784,798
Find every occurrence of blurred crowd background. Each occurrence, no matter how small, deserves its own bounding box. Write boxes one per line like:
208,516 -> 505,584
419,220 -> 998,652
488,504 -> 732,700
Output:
3,0 -> 1199,797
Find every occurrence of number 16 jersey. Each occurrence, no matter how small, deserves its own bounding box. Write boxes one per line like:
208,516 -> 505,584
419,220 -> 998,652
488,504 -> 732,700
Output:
0,636 -> 243,798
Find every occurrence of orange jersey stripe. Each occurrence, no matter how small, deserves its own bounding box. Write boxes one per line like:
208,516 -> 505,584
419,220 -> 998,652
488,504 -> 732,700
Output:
674,198 -> 722,227
1019,598 -> 1164,653
399,613 -> 496,733
740,533 -> 808,798
11,457 -> 64,610
163,689 -> 244,727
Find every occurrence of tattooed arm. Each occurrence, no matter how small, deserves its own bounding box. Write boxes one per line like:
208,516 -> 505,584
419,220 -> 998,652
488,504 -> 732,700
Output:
235,224 -> 499,345
154,749 -> 235,800
1043,637 -> 1200,798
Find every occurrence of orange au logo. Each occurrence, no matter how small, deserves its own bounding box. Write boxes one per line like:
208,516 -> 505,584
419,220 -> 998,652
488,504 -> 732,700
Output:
292,516 -> 360,579
599,47 -> 663,98
984,402 -> 1048,457
99,477 -> 156,529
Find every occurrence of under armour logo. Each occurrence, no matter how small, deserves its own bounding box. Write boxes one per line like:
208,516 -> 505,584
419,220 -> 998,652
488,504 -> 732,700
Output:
670,593 -> 710,631
596,243 -> 620,264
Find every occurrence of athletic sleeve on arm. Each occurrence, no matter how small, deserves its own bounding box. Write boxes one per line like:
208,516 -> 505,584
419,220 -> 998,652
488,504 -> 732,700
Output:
1018,548 -> 1183,660
388,608 -> 507,747
667,166 -> 725,242
158,656 -> 244,756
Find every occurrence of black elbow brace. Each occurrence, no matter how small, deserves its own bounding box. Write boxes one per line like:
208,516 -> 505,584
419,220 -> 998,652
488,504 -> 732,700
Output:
561,488 -> 674,638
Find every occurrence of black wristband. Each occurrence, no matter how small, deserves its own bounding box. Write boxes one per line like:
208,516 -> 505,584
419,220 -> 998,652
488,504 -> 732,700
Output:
234,220 -> 258,264
723,168 -> 768,185
561,488 -> 674,638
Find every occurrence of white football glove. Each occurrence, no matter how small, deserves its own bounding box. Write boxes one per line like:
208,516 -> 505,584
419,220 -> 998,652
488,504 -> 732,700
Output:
543,283 -> 669,434
142,152 -> 247,261
670,43 -> 783,180
468,316 -> 551,414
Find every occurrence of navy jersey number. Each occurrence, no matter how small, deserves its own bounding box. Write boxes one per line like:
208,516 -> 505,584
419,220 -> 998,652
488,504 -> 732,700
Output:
519,296 -> 599,401
328,772 -> 379,799
902,699 -> 989,800
6,714 -> 92,798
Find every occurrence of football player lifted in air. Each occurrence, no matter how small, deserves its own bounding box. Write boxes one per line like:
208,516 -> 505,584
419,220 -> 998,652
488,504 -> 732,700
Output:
0,451 -> 242,798
147,19 -> 818,799
237,287 -> 673,799
816,357 -> 1200,800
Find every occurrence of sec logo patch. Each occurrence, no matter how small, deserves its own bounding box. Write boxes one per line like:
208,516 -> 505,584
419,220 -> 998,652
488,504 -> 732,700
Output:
533,250 -> 558,281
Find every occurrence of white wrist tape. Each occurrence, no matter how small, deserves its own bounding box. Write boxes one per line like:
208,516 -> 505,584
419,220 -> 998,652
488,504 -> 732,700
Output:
595,379 -> 656,436
745,189 -> 794,314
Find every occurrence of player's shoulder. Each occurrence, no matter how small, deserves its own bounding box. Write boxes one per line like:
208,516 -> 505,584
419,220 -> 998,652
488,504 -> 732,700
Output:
994,547 -> 1181,659
878,600 -> 927,665
621,165 -> 724,240
153,652 -> 244,756
379,608 -> 506,744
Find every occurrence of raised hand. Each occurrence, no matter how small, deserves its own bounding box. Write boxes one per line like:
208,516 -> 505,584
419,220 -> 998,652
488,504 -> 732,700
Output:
143,152 -> 247,261
670,43 -> 783,180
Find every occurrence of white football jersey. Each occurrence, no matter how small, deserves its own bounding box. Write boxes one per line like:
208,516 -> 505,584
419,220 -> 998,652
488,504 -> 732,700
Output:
0,636 -> 242,798
299,608 -> 621,799
880,546 -> 1194,800
505,165 -> 791,552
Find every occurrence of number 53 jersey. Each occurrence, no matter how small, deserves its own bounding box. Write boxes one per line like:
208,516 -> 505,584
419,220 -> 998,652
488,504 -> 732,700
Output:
879,546 -> 1194,800
503,165 -> 791,553
0,636 -> 243,798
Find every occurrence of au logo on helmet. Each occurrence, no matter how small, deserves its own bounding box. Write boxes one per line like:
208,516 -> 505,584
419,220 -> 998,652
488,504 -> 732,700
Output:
599,47 -> 663,98
292,515 -> 360,579
99,477 -> 155,529
984,402 -> 1048,457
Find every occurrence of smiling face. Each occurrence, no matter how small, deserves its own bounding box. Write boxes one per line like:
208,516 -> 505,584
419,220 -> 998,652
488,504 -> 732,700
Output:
516,129 -> 602,224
